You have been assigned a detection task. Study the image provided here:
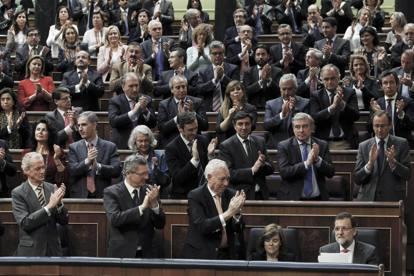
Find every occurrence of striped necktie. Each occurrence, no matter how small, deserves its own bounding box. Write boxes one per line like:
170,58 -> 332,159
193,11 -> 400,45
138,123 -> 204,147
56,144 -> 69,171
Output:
36,184 -> 46,207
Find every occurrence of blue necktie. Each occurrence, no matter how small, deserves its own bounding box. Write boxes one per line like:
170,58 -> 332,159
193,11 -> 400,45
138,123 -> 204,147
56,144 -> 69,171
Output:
155,42 -> 164,80
301,143 -> 313,197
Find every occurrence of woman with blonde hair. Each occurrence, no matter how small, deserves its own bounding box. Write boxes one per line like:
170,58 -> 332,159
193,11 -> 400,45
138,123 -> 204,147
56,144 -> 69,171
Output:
186,23 -> 214,72
97,25 -> 127,81
216,80 -> 257,143
56,25 -> 81,72
343,7 -> 372,52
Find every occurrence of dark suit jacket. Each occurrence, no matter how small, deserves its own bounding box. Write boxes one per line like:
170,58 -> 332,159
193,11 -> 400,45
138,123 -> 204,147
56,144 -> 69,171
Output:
154,68 -> 199,98
109,62 -> 153,96
319,241 -> 379,265
224,26 -> 239,47
11,181 -> 69,256
15,44 -> 53,80
61,68 -> 105,111
375,95 -> 414,144
354,136 -> 411,201
197,63 -> 240,111
142,0 -> 174,35
348,78 -> 380,110
0,139 -> 16,196
108,94 -> 156,149
110,7 -> 137,36
391,42 -> 411,68
264,96 -> 310,149
157,96 -> 208,147
243,64 -> 283,109
181,184 -> 244,259
392,67 -> 414,98
165,134 -> 209,198
320,0 -> 353,33
314,37 -> 351,77
310,87 -> 360,148
296,68 -> 324,98
45,109 -> 82,146
277,136 -> 335,200
225,42 -> 256,67
0,73 -> 13,90
274,4 -> 304,33
128,24 -> 151,44
219,134 -> 274,200
68,138 -> 122,198
103,182 -> 166,258
270,42 -> 306,75
140,37 -> 173,80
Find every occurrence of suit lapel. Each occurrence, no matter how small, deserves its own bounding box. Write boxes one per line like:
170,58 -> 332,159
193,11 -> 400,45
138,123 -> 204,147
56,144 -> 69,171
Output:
177,136 -> 192,160
292,138 -> 303,163
96,138 -> 103,163
120,182 -> 135,208
23,181 -> 42,209
55,110 -> 65,128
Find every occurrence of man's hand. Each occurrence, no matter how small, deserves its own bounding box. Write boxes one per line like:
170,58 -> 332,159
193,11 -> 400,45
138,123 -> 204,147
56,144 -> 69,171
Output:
226,190 -> 246,217
87,144 -> 98,164
281,99 -> 290,118
142,184 -> 160,209
367,143 -> 378,171
53,144 -> 63,160
370,98 -> 382,112
214,65 -> 224,81
252,151 -> 266,174
208,137 -> 218,156
46,184 -> 66,209
396,99 -> 406,116
183,98 -> 194,112
385,145 -> 396,168
260,64 -> 271,81
191,139 -> 199,161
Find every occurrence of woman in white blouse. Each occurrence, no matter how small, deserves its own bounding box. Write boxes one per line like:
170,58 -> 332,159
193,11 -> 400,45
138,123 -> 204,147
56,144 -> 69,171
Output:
186,23 -> 213,72
46,6 -> 78,59
343,7 -> 372,52
81,10 -> 108,57
97,25 -> 127,82
5,9 -> 28,55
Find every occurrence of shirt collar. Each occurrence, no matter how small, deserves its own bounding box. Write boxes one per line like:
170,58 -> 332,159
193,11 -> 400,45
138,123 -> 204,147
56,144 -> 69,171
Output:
339,239 -> 355,253
28,179 -> 42,192
57,108 -> 66,117
180,134 -> 192,147
236,133 -> 250,144
124,180 -> 140,198
375,135 -> 390,145
296,138 -> 311,146
84,136 -> 98,147
207,184 -> 220,198
384,94 -> 397,101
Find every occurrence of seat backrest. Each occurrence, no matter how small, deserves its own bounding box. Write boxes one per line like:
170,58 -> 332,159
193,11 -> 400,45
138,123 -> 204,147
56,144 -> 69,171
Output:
246,227 -> 300,261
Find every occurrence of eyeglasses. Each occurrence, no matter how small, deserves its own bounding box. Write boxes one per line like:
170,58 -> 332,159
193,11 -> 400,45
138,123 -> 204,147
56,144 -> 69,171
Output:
334,226 -> 353,232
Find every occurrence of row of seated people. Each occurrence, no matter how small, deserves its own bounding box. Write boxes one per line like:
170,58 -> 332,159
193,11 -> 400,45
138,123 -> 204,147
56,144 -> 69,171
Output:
0,95 -> 410,202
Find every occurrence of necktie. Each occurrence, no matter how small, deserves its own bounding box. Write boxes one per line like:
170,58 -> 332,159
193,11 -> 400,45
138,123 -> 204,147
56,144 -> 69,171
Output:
310,78 -> 317,95
36,184 -> 46,207
341,248 -> 350,253
130,99 -> 136,110
330,92 -> 341,137
327,39 -> 333,46
86,143 -> 96,193
255,7 -> 263,35
301,143 -> 313,197
123,10 -> 129,35
289,8 -> 299,33
377,139 -> 385,175
212,84 -> 222,112
386,99 -> 394,135
213,195 -> 228,248
155,42 -> 164,80
132,189 -> 139,206
87,1 -> 94,30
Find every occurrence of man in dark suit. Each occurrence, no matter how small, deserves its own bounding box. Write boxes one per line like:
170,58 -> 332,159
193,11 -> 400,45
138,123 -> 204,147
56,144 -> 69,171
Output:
391,23 -> 414,68
140,20 -> 173,80
68,111 -> 121,198
310,64 -> 360,149
158,75 -> 208,147
269,24 -> 306,76
321,0 -> 353,34
302,4 -> 324,48
243,44 -> 283,110
223,8 -> 254,47
165,112 -> 217,199
61,50 -> 105,111
15,27 -> 53,80
297,48 -> 324,98
314,17 -> 351,77
142,0 -> 175,35
11,152 -> 68,256
0,139 -> 16,197
197,40 -> 239,112
370,71 -> 414,147
109,42 -> 153,96
0,59 -> 13,89
264,74 -> 310,149
219,111 -> 274,200
108,73 -> 156,149
355,111 -> 411,202
225,25 -> 256,69
245,0 -> 274,35
110,0 -> 138,36
181,159 -> 246,259
103,155 -> 165,258
277,112 -> 335,200
319,212 -> 379,264
178,8 -> 202,49
392,49 -> 414,99
154,47 -> 199,98
45,87 -> 82,147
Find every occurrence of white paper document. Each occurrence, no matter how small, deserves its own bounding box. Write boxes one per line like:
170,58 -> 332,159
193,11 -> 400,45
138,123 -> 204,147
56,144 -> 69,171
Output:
318,252 -> 352,263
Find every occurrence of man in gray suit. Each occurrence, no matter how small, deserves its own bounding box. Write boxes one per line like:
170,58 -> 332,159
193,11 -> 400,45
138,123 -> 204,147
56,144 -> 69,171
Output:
319,212 -> 379,265
104,155 -> 165,258
354,110 -> 411,201
264,74 -> 309,149
12,152 -> 68,256
68,111 -> 122,198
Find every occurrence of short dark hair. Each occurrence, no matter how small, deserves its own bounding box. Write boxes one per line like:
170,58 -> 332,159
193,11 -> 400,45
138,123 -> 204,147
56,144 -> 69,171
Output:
380,70 -> 399,85
371,110 -> 392,125
26,27 -> 39,36
232,110 -> 253,125
322,17 -> 337,28
53,87 -> 71,101
177,112 -> 197,129
254,44 -> 270,55
335,212 -> 356,228
359,26 -> 379,46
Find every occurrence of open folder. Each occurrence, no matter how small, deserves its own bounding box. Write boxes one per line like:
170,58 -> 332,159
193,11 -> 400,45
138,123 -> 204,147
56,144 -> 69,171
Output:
318,252 -> 352,263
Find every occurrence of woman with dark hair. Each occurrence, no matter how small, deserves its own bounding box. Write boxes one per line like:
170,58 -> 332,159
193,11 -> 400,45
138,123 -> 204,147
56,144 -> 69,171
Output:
187,0 -> 209,23
354,26 -> 389,79
249,223 -> 289,261
26,119 -> 66,184
46,6 -> 79,59
5,8 -> 28,55
343,7 -> 372,52
127,125 -> 170,198
18,56 -> 55,111
346,54 -> 380,110
216,80 -> 257,143
186,23 -> 214,72
127,9 -> 151,44
82,10 -> 109,57
0,88 -> 30,149
56,25 -> 81,72
0,0 -> 17,35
